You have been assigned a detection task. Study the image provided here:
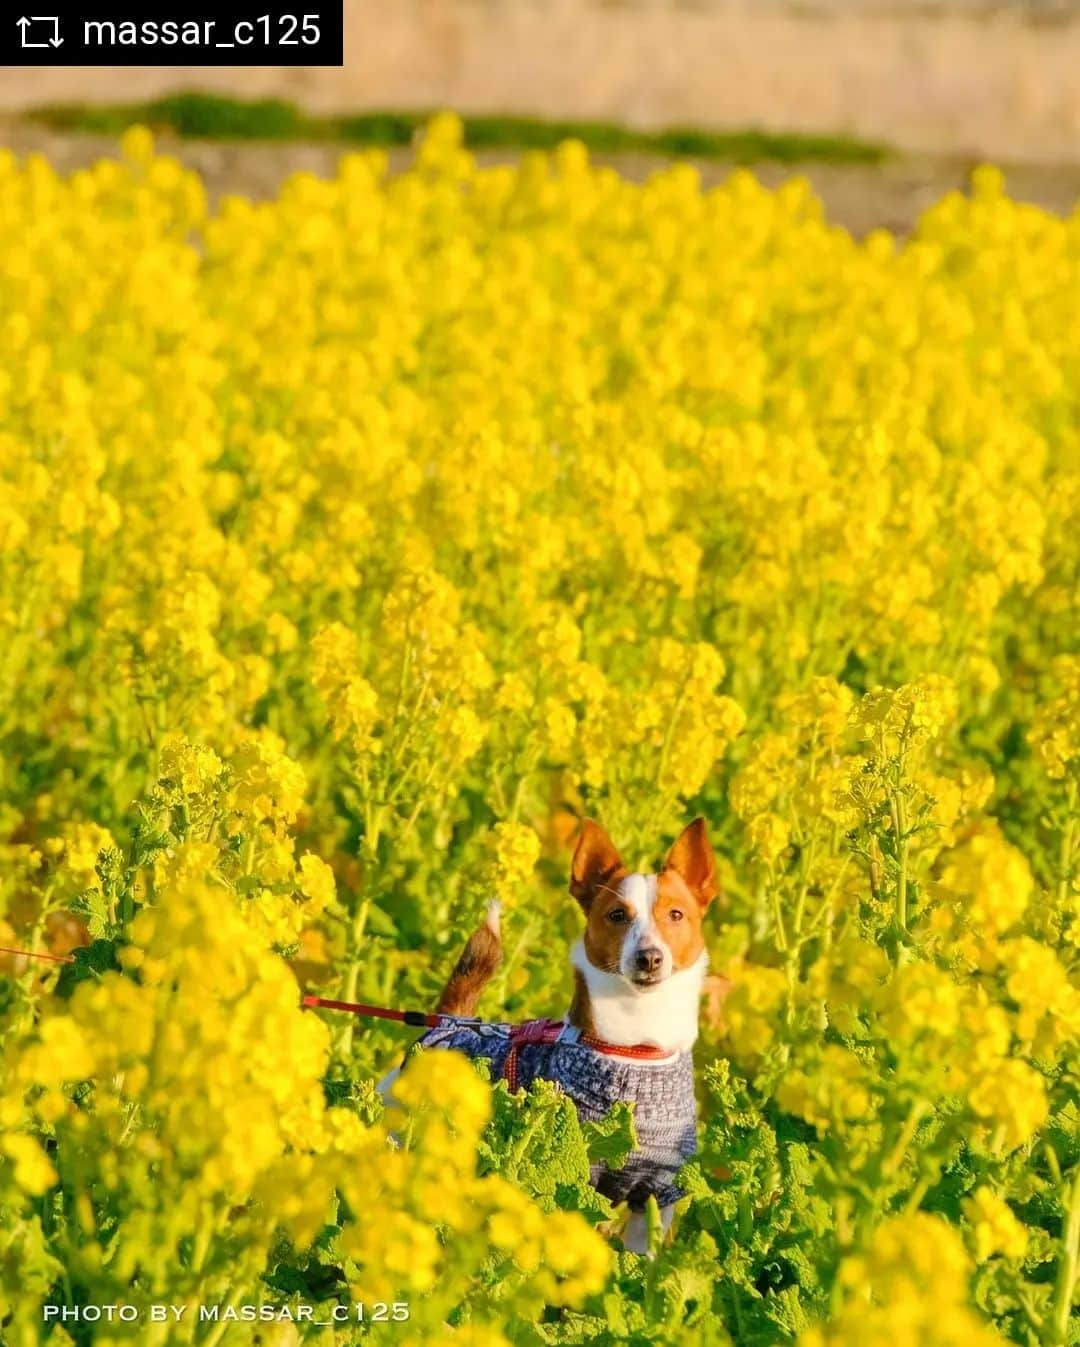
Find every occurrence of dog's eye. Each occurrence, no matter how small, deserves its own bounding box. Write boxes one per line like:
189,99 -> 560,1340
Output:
668,909 -> 684,922
607,908 -> 628,924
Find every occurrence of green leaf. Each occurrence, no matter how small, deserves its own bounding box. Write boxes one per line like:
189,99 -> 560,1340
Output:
55,938 -> 122,996
480,1079 -> 611,1221
583,1102 -> 639,1171
69,884 -> 113,940
364,901 -> 401,938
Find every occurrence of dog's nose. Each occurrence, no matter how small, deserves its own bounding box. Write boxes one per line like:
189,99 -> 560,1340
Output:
635,947 -> 663,975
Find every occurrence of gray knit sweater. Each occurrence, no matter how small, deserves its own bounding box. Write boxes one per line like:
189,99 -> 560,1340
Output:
412,1019 -> 697,1209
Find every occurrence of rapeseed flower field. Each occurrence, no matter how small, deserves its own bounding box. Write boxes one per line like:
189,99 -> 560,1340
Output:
0,115 -> 1078,1346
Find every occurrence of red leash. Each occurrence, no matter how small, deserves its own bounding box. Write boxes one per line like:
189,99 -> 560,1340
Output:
301,994 -> 475,1030
504,1018 -> 565,1091
0,945 -> 75,965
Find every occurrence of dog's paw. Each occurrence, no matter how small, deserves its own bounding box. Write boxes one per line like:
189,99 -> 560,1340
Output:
622,1211 -> 650,1255
622,1204 -> 675,1257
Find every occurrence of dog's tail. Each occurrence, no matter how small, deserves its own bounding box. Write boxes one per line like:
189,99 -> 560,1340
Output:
436,901 -> 503,1016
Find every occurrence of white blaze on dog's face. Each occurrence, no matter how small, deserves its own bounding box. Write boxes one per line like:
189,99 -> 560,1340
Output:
570,818 -> 718,990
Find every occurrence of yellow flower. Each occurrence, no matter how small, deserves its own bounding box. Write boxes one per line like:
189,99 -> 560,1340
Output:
1029,655 -> 1080,779
962,1187 -> 1028,1262
228,730 -> 308,823
936,825 -> 1033,936
488,821 -> 541,904
967,1059 -> 1048,1149
1,1133 -> 57,1196
802,1214 -> 1008,1347
747,811 -> 791,863
297,853 -> 336,912
158,735 -> 224,797
1,114 -> 1079,1346
851,676 -> 958,751
777,1045 -> 872,1132
44,821 -> 114,890
720,962 -> 788,1064
120,123 -> 156,166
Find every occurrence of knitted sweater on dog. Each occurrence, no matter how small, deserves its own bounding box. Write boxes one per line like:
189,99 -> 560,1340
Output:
412,1020 -> 697,1210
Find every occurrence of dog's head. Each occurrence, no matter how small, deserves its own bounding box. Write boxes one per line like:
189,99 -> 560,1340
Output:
570,818 -> 717,989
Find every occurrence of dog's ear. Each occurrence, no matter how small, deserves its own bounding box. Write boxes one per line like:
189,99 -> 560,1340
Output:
663,817 -> 718,910
570,819 -> 624,911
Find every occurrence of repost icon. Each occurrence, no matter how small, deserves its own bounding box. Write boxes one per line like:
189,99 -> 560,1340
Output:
16,14 -> 63,48
4,4 -> 343,66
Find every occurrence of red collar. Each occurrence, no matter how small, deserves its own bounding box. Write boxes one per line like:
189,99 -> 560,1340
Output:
503,1017 -> 673,1092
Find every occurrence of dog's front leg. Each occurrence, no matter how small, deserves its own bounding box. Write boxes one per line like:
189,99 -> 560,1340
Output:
377,1064 -> 401,1105
623,1203 -> 675,1256
377,1065 -> 406,1147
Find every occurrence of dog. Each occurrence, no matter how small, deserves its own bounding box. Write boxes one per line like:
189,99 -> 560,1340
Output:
384,817 -> 717,1253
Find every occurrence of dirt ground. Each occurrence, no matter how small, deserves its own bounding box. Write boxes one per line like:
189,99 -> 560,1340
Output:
4,1 -> 1080,164
4,118 -> 1080,236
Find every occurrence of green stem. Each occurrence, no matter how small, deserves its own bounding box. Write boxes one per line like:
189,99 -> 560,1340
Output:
507,771 -> 527,824
791,832 -> 818,940
198,1292 -> 237,1347
1049,1167 -> 1080,1346
383,673 -> 430,779
1058,778 -> 1077,904
1018,1290 -> 1047,1340
769,876 -> 788,954
495,915 -> 537,1006
1,1220 -> 25,1256
338,900 -> 370,1060
882,1099 -> 928,1176
397,755 -> 445,833
805,855 -> 851,935
903,1178 -> 930,1214
891,790 -> 908,933
655,682 -> 688,793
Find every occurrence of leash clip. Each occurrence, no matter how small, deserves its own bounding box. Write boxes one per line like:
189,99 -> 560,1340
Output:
503,1018 -> 565,1092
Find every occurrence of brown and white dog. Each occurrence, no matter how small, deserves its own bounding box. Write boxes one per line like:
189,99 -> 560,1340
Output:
565,816 -> 717,1051
387,817 -> 718,1251
439,818 -> 717,1035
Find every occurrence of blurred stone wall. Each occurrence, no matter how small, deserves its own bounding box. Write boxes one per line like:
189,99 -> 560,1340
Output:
4,0 -> 1080,161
